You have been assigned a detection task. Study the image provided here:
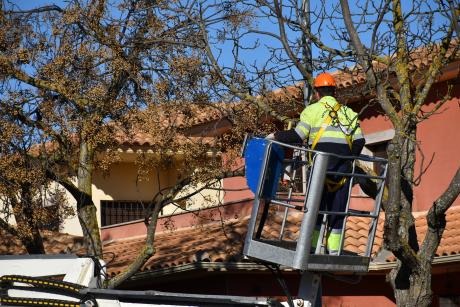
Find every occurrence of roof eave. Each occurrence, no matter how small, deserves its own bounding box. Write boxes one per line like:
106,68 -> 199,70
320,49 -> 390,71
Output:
369,253 -> 460,271
123,262 -> 293,282
121,253 -> 460,283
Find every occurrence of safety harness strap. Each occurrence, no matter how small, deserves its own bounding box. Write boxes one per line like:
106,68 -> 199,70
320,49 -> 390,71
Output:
311,102 -> 352,151
325,177 -> 348,192
310,102 -> 352,192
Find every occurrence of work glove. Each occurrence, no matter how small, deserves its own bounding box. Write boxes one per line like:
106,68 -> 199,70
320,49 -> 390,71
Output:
265,133 -> 275,140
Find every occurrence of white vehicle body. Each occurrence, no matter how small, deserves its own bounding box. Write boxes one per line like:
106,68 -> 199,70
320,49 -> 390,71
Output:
0,255 -> 277,307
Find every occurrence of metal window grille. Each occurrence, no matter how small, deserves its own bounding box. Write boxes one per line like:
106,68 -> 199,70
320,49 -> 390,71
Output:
101,200 -> 149,227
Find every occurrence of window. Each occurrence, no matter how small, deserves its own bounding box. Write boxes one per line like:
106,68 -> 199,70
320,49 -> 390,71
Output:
101,200 -> 150,227
355,130 -> 393,197
362,129 -> 393,176
365,141 -> 388,175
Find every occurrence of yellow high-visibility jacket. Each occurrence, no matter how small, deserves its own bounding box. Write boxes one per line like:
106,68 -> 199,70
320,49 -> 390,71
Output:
295,96 -> 364,157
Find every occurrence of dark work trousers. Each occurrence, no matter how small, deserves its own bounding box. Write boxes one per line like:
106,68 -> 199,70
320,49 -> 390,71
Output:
315,179 -> 351,232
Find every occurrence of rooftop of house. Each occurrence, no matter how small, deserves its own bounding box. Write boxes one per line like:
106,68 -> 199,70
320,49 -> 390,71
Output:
102,205 -> 460,278
116,49 -> 460,148
27,44 -> 460,153
3,205 -> 460,279
0,229 -> 85,256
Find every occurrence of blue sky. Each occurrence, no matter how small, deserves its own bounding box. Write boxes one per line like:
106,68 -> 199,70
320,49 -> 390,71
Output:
6,0 -> 452,87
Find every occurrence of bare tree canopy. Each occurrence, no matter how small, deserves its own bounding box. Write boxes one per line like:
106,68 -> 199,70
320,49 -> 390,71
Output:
186,0 -> 460,305
1,0 -> 460,303
0,0 -> 241,287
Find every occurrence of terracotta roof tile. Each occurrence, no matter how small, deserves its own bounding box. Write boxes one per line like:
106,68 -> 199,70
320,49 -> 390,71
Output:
102,206 -> 460,276
30,102 -> 230,154
0,229 -> 85,255
116,102 -> 246,148
102,218 -> 248,276
2,206 -> 459,276
386,206 -> 460,261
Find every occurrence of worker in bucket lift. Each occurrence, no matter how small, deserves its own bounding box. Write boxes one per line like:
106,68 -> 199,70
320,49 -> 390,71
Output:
266,72 -> 365,254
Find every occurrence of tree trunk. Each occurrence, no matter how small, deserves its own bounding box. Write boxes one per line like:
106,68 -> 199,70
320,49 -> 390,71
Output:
105,200 -> 161,288
19,228 -> 45,254
390,260 -> 433,307
14,214 -> 45,254
384,126 -> 430,305
77,140 -> 102,256
384,133 -> 404,251
12,186 -> 45,254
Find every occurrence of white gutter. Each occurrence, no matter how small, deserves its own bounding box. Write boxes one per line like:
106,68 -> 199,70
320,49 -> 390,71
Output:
127,254 -> 460,281
369,254 -> 460,271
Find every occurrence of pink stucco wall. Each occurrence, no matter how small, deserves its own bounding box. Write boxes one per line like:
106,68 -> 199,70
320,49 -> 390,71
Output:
357,82 -> 460,212
223,176 -> 253,203
322,296 -> 395,307
414,91 -> 460,211
101,200 -> 254,241
359,107 -> 394,135
222,156 -> 254,204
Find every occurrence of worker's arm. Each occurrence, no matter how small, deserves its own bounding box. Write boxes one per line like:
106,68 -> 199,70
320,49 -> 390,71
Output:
274,129 -> 303,144
274,106 -> 312,144
352,138 -> 365,156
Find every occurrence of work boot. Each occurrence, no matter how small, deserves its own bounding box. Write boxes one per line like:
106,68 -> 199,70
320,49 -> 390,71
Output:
327,231 -> 342,255
327,249 -> 339,255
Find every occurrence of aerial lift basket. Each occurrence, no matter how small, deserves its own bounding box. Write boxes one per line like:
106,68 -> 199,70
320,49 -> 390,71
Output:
242,137 -> 388,273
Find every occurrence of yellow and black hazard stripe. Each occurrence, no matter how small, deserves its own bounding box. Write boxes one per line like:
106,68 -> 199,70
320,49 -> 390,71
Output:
0,296 -> 82,307
0,275 -> 83,294
0,275 -> 95,306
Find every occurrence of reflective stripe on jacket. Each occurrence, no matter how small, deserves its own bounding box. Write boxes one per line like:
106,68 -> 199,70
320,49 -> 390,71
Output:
294,96 -> 364,148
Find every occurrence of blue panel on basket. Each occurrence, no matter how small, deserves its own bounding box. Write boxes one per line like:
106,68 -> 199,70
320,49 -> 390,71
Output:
244,138 -> 285,198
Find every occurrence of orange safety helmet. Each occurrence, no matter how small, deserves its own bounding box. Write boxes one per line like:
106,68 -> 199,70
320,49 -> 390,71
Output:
313,72 -> 336,88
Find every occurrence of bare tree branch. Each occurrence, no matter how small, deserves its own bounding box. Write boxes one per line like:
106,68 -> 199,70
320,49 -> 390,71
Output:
413,30 -> 455,116
4,5 -> 63,15
0,217 -> 19,237
420,167 -> 460,261
106,167 -> 245,288
192,12 -> 293,124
